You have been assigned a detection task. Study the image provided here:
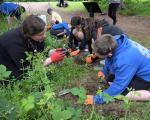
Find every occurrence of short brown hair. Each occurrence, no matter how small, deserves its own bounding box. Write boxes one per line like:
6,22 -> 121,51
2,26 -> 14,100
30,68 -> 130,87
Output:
93,34 -> 117,55
22,15 -> 46,37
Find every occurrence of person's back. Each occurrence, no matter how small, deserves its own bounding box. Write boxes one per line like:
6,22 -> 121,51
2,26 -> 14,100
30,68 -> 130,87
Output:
52,11 -> 62,23
102,34 -> 150,96
0,2 -> 18,15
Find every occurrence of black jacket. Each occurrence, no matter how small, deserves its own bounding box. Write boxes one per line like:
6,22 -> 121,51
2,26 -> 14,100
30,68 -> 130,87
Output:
0,27 -> 44,81
68,28 -> 88,51
68,20 -> 124,53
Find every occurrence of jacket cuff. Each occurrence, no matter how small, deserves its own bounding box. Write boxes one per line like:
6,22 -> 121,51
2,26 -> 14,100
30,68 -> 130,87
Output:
93,94 -> 105,104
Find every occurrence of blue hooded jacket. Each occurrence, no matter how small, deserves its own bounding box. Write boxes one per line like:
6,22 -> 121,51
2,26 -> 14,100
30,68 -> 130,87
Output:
0,2 -> 18,15
51,22 -> 70,36
94,34 -> 150,104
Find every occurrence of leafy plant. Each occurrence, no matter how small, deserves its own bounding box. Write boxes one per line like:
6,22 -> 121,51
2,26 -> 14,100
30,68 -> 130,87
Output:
70,87 -> 87,103
21,95 -> 35,112
0,65 -> 11,80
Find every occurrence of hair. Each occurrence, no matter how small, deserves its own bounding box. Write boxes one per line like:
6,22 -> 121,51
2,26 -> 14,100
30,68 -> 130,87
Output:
22,15 -> 46,37
18,5 -> 26,13
93,34 -> 117,55
71,16 -> 84,28
81,18 -> 123,41
47,8 -> 53,14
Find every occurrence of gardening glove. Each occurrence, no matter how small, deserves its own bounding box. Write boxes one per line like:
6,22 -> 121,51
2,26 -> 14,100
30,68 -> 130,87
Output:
85,94 -> 106,105
47,25 -> 51,31
70,49 -> 80,56
97,71 -> 105,80
85,95 -> 94,105
85,54 -> 97,64
44,51 -> 65,66
85,56 -> 93,64
50,51 -> 65,62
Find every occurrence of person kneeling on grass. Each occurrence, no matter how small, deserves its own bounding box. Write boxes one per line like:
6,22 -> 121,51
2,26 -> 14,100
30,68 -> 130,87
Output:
49,21 -> 71,39
0,15 -> 65,85
85,34 -> 150,105
0,2 -> 26,28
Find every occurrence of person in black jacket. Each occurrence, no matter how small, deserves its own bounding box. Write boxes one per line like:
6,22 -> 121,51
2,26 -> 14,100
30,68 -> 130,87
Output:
68,16 -> 123,56
0,15 -> 65,85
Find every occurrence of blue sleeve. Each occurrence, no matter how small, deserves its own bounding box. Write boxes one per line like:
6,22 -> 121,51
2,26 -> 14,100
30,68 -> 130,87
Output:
103,65 -> 136,96
63,22 -> 70,36
93,65 -> 136,104
0,3 -> 18,15
93,94 -> 105,104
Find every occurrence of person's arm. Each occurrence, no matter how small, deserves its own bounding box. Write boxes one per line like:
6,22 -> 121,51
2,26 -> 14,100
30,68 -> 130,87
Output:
63,22 -> 70,36
68,31 -> 74,49
94,65 -> 136,104
78,35 -> 88,50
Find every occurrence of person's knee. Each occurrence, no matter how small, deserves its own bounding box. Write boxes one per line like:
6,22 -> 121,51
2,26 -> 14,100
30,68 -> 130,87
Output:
126,90 -> 150,101
77,31 -> 84,40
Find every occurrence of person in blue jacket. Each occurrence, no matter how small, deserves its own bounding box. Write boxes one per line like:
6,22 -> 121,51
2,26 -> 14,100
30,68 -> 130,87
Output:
0,2 -> 25,28
85,34 -> 150,105
50,21 -> 71,39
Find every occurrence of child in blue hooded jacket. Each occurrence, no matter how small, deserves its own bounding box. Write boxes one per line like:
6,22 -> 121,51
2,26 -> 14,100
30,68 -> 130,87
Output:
0,2 -> 25,28
85,34 -> 150,105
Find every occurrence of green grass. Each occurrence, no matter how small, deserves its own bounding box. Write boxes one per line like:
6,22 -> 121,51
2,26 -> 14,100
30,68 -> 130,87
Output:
119,0 -> 150,16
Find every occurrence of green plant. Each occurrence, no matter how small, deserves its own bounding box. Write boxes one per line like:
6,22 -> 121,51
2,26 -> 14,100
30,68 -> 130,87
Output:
0,65 -> 11,80
70,87 -> 87,104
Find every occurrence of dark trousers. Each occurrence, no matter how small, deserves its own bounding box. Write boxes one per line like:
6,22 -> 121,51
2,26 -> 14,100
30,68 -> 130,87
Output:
107,74 -> 150,95
108,3 -> 120,25
59,0 -> 64,7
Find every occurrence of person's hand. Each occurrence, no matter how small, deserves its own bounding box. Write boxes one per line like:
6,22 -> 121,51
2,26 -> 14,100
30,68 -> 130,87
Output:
85,56 -> 93,64
56,48 -> 63,51
98,71 -> 105,80
46,25 -> 51,31
70,50 -> 80,56
85,95 -> 94,105
50,51 -> 65,62
44,51 -> 65,66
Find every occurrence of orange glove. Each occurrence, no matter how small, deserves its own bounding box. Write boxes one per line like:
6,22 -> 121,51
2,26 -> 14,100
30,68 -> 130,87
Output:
85,54 -> 97,64
70,50 -> 80,56
85,95 -> 94,105
85,56 -> 93,64
98,71 -> 105,80
47,25 -> 51,31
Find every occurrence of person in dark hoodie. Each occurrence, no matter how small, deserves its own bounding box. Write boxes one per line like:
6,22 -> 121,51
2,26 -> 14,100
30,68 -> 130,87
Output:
85,34 -> 150,104
0,15 -> 65,85
68,16 -> 123,57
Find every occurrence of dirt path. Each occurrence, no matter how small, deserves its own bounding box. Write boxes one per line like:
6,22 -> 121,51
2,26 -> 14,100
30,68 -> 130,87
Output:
21,2 -> 150,41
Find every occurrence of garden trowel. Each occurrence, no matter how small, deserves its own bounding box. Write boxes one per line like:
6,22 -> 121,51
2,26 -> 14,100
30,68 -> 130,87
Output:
58,89 -> 71,96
